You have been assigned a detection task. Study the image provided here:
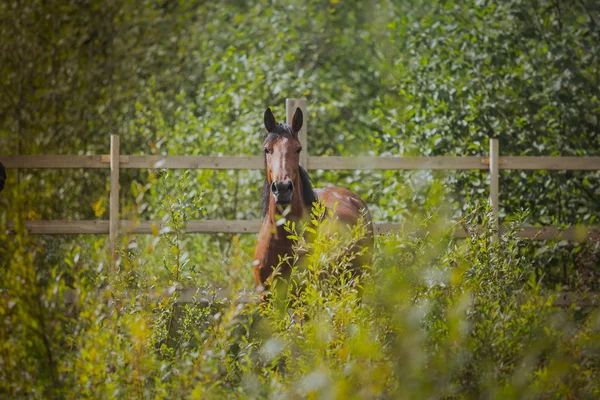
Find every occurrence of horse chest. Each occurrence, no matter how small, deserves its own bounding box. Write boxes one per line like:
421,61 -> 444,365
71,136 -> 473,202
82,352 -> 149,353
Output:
254,224 -> 297,286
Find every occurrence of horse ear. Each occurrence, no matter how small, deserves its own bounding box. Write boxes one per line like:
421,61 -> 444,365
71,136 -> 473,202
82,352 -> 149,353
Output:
264,108 -> 277,133
292,107 -> 303,133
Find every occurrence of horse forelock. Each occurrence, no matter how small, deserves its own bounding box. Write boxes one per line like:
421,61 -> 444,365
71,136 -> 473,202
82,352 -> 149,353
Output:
264,123 -> 297,142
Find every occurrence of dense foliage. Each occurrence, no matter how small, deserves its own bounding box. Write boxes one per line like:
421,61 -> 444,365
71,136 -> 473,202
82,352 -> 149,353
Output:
1,0 -> 599,398
2,187 -> 599,398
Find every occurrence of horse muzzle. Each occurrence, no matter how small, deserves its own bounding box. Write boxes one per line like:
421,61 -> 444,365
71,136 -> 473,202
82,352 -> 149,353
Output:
270,180 -> 293,205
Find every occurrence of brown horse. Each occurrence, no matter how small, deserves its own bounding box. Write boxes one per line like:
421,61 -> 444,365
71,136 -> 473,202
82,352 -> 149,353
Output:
253,107 -> 373,295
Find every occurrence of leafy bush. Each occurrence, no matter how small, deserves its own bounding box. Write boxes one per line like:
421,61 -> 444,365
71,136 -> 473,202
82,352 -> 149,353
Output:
2,185 -> 598,398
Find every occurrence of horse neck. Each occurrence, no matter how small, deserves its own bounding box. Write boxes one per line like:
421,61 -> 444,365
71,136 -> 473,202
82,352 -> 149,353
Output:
254,172 -> 309,287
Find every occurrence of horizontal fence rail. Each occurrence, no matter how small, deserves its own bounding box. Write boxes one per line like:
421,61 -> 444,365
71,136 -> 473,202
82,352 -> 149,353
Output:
2,155 -> 600,170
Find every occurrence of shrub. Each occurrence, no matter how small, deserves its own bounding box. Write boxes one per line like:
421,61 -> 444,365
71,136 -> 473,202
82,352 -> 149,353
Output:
1,189 -> 598,398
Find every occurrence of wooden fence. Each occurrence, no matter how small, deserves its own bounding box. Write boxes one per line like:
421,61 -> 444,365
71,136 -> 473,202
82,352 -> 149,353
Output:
1,98 -> 599,305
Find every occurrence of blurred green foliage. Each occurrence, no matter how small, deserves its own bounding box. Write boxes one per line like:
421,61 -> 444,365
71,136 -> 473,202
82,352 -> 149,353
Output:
1,0 -> 599,397
2,187 -> 599,398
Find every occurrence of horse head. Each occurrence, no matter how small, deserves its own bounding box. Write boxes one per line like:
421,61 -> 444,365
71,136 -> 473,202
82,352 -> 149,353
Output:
261,108 -> 315,221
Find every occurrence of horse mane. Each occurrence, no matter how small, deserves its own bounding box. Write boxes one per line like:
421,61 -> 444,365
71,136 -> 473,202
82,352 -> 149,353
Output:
261,123 -> 317,219
298,165 -> 318,210
261,176 -> 271,219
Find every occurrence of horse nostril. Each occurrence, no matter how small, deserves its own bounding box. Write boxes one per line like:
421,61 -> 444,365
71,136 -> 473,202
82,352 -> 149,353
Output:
285,181 -> 293,192
271,181 -> 278,193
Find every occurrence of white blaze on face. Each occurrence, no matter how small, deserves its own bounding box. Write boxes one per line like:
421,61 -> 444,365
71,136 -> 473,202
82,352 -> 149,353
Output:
271,137 -> 293,183
278,138 -> 290,181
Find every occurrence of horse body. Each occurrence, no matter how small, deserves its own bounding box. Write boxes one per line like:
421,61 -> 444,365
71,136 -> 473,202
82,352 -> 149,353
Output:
253,108 -> 373,292
314,186 -> 371,231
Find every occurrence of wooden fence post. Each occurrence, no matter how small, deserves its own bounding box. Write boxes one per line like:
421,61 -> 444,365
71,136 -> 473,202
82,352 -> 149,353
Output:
109,134 -> 120,271
489,138 -> 500,233
286,98 -> 308,169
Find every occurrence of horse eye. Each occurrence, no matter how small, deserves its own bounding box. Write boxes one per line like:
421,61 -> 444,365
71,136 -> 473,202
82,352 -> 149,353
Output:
296,147 -> 302,154
263,147 -> 270,154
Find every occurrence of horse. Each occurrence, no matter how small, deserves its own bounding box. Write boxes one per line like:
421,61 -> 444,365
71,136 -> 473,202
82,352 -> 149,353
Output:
253,107 -> 374,297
